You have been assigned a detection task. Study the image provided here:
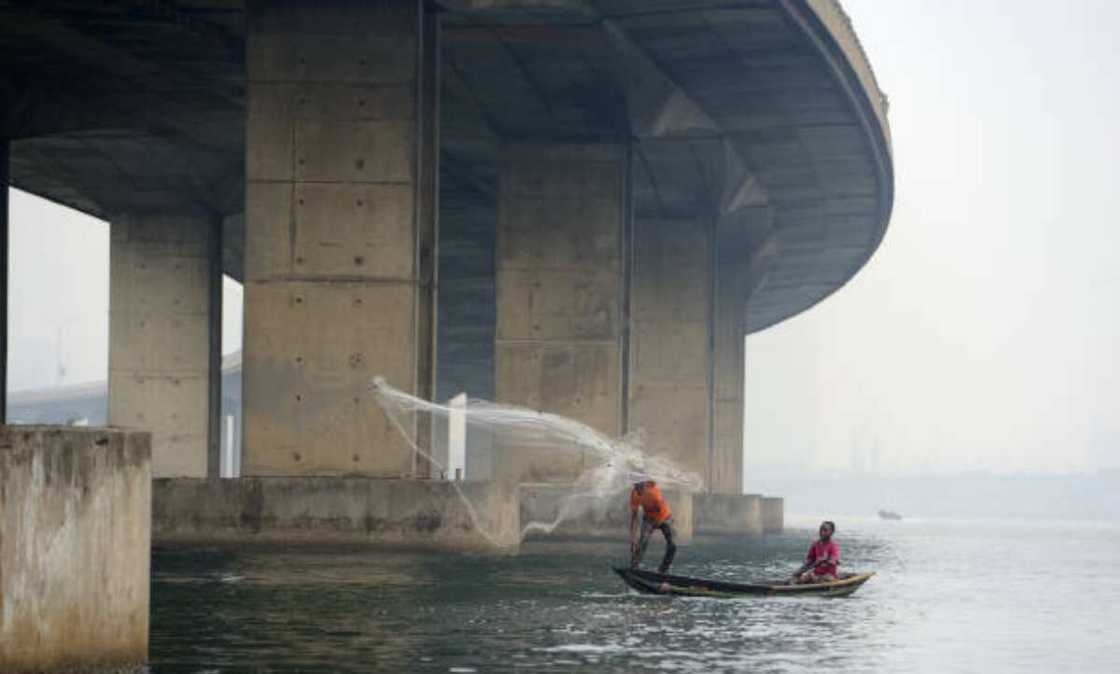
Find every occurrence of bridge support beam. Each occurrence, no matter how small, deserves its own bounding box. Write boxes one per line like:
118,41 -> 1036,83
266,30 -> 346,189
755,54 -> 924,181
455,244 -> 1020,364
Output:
494,143 -> 626,482
627,217 -> 713,482
710,220 -> 748,494
242,0 -> 438,476
109,212 -> 221,478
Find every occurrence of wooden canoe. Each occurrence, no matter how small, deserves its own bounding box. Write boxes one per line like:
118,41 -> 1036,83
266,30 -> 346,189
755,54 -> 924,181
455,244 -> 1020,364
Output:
614,567 -> 874,598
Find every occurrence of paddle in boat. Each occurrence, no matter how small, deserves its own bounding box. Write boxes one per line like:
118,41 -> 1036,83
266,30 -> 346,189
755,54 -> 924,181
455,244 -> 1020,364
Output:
614,567 -> 874,598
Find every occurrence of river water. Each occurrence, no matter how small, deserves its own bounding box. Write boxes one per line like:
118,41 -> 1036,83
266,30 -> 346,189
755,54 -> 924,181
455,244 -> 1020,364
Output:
149,515 -> 1119,673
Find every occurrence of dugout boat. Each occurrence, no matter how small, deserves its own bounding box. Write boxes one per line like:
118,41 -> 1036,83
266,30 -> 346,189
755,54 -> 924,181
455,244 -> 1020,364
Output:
614,567 -> 874,598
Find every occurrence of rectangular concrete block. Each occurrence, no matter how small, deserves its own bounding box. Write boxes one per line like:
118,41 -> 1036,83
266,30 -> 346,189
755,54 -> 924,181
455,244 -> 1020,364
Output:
495,342 -> 620,435
293,182 -> 414,279
629,319 -> 708,385
520,483 -> 693,544
1,426 -> 151,673
248,32 -> 415,85
294,119 -> 413,183
244,180 -> 294,279
293,82 -> 414,122
631,218 -> 709,322
711,398 -> 743,494
109,310 -> 210,374
628,382 -> 709,477
243,280 -> 416,476
246,83 -> 296,182
695,493 -> 762,535
761,496 -> 784,533
498,198 -> 621,269
152,477 -> 519,552
109,373 -> 208,435
497,268 -> 619,341
111,252 -> 209,317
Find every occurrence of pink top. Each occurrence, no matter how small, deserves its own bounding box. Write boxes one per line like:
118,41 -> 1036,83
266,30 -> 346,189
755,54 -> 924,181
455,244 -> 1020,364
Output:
806,540 -> 840,576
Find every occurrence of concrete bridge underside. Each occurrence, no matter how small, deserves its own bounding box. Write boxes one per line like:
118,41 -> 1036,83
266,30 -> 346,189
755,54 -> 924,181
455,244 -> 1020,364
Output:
0,0 -> 892,493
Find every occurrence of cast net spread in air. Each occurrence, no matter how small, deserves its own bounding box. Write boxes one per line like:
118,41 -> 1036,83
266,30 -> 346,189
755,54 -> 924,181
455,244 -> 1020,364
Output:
370,377 -> 703,548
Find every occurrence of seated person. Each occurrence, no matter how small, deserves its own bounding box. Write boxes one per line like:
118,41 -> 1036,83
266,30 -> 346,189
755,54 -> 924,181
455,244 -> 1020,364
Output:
792,520 -> 840,584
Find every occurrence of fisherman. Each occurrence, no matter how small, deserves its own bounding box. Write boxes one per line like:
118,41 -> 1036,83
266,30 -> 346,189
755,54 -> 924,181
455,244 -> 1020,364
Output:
792,520 -> 840,584
629,480 -> 677,573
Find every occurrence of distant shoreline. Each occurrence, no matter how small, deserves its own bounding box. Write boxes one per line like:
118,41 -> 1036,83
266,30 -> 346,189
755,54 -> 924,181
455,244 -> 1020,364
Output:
746,471 -> 1120,522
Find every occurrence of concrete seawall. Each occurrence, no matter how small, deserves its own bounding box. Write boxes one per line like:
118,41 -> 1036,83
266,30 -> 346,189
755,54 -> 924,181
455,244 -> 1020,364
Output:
153,478 -> 520,552
0,426 -> 151,674
762,496 -> 785,533
694,493 -> 763,535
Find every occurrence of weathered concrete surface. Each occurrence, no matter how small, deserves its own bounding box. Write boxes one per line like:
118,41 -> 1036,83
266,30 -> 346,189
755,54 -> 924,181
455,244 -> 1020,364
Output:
520,483 -> 694,544
694,493 -> 762,536
495,143 -> 625,483
710,218 -> 752,495
0,426 -> 151,673
761,496 -> 785,533
152,477 -> 519,552
242,0 -> 438,477
109,212 -> 218,478
628,217 -> 712,484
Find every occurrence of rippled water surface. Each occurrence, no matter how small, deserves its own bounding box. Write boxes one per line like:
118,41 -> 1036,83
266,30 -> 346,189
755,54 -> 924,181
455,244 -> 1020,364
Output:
150,516 -> 1119,673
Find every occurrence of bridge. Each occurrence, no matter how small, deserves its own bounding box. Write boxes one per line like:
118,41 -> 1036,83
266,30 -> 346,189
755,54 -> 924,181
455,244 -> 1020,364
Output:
0,0 -> 892,512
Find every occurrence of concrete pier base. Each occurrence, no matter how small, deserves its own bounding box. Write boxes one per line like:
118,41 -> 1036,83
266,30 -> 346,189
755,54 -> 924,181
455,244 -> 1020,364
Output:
0,426 -> 151,674
761,496 -> 785,533
519,484 -> 694,544
152,478 -> 519,552
694,493 -> 762,535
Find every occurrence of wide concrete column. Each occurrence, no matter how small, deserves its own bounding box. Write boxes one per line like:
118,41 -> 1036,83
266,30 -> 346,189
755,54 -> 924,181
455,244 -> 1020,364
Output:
627,217 -> 713,482
495,143 -> 626,482
243,0 -> 438,476
109,212 -> 221,478
710,220 -> 748,494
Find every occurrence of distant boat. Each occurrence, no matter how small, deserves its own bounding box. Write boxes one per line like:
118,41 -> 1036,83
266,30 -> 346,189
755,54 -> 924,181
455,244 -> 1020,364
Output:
878,509 -> 902,520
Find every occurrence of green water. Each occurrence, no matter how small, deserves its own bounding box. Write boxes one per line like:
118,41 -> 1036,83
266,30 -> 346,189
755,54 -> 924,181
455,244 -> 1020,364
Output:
149,516 -> 1119,673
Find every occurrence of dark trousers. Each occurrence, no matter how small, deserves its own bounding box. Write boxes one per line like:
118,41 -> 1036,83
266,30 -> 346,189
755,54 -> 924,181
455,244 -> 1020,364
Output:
632,517 -> 677,573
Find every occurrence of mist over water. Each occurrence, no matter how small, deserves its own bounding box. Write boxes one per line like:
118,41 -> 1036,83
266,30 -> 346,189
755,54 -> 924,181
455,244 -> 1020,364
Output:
149,516 -> 1120,673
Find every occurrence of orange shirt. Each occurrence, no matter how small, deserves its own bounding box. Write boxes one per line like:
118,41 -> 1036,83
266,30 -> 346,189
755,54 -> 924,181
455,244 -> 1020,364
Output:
629,483 -> 672,524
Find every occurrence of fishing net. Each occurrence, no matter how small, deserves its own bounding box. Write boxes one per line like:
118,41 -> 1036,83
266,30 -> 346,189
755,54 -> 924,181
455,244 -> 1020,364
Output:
370,377 -> 703,548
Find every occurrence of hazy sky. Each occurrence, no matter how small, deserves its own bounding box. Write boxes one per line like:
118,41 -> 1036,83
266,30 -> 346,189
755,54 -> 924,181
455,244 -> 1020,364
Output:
7,1 -> 1118,479
6,189 -> 244,391
745,0 -> 1120,481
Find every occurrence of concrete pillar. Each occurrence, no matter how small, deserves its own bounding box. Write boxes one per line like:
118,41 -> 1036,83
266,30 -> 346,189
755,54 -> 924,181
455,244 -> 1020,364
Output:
0,140 -> 7,424
495,143 -> 626,482
627,217 -> 712,481
109,212 -> 221,478
1,426 -> 151,673
709,219 -> 747,494
243,0 -> 438,476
